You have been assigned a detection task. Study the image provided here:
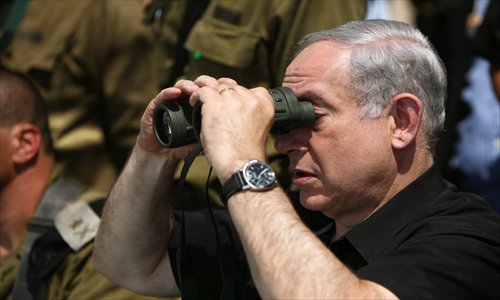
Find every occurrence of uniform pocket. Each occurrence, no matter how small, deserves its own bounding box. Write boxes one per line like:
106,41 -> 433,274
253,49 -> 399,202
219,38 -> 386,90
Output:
3,40 -> 62,88
184,17 -> 260,69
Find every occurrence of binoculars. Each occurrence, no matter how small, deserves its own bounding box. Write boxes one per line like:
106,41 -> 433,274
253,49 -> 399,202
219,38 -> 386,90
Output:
153,87 -> 315,148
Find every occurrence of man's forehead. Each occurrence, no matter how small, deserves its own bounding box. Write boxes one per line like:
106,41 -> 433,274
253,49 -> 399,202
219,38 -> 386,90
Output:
286,41 -> 350,78
283,41 -> 350,93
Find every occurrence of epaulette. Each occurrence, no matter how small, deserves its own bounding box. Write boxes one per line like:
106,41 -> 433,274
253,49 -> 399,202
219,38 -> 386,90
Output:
26,199 -> 106,297
54,200 -> 101,251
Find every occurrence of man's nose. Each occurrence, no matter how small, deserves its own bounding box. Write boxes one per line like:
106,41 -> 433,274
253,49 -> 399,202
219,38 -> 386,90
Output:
274,130 -> 302,154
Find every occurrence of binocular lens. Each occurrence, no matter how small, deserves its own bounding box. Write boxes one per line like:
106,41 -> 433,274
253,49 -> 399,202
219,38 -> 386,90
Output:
153,102 -> 198,148
153,87 -> 314,148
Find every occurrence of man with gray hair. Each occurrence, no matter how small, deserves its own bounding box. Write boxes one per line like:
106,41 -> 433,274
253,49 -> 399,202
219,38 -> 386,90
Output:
93,20 -> 500,299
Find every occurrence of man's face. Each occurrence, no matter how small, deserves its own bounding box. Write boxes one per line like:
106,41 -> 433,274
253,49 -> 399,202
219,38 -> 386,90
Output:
276,41 -> 397,224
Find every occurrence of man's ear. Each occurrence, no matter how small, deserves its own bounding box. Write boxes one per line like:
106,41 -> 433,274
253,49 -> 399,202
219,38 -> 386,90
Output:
389,93 -> 423,150
11,123 -> 42,164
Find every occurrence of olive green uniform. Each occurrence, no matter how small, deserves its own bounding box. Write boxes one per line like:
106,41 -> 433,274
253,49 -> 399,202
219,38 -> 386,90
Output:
2,243 -> 166,300
184,0 -> 367,88
148,0 -> 367,201
1,0 -> 158,193
144,0 -> 188,90
0,172 -> 174,300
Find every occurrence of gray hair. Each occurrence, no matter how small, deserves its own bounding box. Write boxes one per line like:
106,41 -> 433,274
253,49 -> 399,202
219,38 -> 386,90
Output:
295,19 -> 447,150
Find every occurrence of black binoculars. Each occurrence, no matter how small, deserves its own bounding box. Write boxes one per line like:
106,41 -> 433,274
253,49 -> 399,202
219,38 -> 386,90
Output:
153,87 -> 315,148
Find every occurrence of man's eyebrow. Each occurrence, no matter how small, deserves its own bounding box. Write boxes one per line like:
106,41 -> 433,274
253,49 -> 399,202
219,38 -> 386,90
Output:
297,90 -> 326,106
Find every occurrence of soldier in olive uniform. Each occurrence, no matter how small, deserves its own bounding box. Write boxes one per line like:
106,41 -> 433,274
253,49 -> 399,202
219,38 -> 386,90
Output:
0,68 -> 174,300
144,0 -> 367,204
1,0 -> 159,193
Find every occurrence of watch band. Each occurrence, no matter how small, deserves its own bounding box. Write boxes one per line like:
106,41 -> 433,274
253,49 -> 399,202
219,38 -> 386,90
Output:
222,172 -> 245,203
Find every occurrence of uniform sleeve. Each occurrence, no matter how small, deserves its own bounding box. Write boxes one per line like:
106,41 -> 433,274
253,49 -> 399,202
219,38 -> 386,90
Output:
50,243 -> 178,300
83,1 -> 159,168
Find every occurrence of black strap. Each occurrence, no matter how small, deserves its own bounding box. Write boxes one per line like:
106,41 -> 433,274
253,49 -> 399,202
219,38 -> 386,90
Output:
221,171 -> 244,205
206,168 -> 236,300
166,0 -> 211,87
12,177 -> 83,300
177,143 -> 236,300
177,144 -> 203,299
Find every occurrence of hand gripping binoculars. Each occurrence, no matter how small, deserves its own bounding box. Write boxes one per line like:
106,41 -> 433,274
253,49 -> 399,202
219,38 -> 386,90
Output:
153,87 -> 315,148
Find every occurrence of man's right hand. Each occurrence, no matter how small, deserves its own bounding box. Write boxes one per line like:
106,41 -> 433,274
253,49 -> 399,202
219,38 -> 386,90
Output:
137,84 -> 198,159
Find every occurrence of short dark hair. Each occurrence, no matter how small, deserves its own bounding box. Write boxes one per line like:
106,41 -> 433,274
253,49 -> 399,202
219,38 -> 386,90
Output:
0,66 -> 54,154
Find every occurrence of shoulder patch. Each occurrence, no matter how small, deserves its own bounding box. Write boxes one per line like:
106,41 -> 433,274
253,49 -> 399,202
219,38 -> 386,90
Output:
54,201 -> 100,251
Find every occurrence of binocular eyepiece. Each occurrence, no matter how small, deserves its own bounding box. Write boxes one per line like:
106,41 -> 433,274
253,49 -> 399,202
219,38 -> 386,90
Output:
153,87 -> 315,148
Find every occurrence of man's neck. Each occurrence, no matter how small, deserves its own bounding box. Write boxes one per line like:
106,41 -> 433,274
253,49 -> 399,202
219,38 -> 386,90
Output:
0,161 -> 53,257
332,149 -> 435,241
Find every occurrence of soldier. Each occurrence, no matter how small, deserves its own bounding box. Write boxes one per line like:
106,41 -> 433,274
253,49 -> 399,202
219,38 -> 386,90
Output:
0,67 -> 174,300
1,0 -> 158,193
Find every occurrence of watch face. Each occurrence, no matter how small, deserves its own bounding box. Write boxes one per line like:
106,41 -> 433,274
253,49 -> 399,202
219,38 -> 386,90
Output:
243,160 -> 276,189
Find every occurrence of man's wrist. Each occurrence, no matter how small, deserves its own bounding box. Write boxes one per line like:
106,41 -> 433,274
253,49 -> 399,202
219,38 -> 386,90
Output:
215,150 -> 268,183
222,159 -> 277,205
133,144 -> 179,172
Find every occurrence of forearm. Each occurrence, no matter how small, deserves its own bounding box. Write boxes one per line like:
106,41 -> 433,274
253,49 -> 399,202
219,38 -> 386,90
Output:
227,188 -> 397,299
93,144 -> 180,296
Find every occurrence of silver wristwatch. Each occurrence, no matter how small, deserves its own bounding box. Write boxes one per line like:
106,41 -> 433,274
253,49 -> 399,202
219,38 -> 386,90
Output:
222,159 -> 277,204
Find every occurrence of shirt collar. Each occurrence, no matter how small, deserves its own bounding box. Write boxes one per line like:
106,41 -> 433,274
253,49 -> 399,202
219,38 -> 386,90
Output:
339,165 -> 449,263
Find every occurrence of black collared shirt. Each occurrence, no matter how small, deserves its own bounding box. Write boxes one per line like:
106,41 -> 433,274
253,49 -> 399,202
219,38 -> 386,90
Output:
330,165 -> 500,299
169,166 -> 500,299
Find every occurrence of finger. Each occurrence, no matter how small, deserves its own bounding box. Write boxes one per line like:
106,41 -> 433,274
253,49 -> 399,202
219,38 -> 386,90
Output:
251,87 -> 274,105
193,75 -> 220,88
188,85 -> 221,107
217,85 -> 237,95
217,77 -> 238,86
173,79 -> 199,95
152,87 -> 182,106
158,86 -> 182,97
188,83 -> 240,107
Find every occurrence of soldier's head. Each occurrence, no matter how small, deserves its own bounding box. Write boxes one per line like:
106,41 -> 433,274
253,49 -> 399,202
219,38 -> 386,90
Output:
0,67 -> 54,186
